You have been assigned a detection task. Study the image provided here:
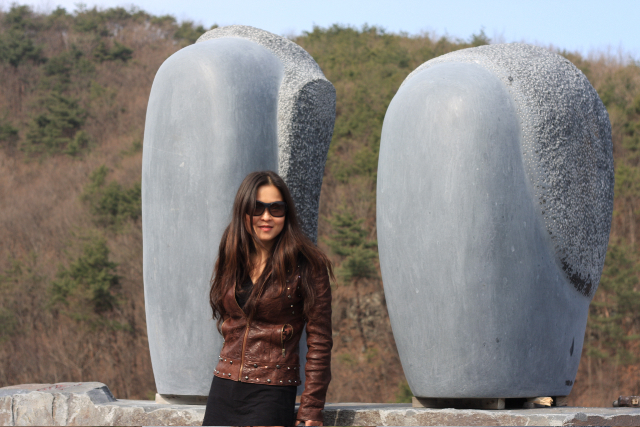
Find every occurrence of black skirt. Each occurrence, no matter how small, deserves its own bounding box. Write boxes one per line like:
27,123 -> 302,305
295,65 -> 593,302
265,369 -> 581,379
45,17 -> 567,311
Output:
202,375 -> 297,426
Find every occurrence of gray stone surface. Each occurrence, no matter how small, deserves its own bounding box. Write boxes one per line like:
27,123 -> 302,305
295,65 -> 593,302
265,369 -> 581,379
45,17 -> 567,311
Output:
12,393 -> 53,426
323,403 -> 640,426
0,383 -> 115,426
0,397 -> 11,426
143,25 -> 335,397
377,44 -> 613,399
197,25 -> 336,242
403,43 -> 613,297
0,384 -> 205,426
0,382 -> 115,404
3,384 -> 640,426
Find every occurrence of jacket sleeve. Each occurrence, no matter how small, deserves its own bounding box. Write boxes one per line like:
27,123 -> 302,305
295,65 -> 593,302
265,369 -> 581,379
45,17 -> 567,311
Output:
297,267 -> 333,422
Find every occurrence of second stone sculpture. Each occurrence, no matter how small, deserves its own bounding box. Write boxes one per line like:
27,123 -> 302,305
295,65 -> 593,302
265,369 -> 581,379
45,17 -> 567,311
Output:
377,43 -> 613,399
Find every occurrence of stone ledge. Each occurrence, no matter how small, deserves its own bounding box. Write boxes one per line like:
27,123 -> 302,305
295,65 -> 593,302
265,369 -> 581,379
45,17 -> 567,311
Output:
2,383 -> 640,426
323,403 -> 640,426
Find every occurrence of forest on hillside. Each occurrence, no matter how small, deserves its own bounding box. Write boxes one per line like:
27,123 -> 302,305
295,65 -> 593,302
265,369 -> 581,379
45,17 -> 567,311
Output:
0,4 -> 639,406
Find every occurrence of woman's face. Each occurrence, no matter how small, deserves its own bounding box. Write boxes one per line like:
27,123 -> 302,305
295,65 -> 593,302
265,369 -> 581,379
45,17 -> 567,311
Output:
246,184 -> 286,249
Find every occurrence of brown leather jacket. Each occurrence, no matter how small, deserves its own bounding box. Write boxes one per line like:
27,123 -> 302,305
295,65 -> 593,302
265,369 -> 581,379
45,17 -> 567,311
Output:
213,267 -> 332,422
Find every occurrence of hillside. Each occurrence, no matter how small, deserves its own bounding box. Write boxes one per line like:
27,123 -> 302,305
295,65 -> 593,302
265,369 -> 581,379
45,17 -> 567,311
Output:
0,5 -> 639,406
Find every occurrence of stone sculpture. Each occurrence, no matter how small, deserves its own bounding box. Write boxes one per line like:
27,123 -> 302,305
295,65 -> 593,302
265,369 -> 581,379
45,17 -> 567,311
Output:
377,43 -> 613,399
142,25 -> 335,398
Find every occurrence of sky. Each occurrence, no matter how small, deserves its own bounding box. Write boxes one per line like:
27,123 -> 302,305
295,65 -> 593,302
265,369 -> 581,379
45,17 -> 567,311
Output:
7,0 -> 640,61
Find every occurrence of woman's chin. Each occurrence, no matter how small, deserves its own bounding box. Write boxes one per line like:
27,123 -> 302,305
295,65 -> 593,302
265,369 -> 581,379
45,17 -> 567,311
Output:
256,235 -> 276,247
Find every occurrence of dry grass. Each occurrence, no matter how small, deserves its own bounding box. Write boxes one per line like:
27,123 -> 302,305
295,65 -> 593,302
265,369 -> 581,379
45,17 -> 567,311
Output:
0,16 -> 176,399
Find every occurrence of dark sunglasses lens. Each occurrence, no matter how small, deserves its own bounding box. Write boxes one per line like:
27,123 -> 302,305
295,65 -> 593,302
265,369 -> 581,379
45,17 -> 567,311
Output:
253,202 -> 266,216
269,202 -> 286,217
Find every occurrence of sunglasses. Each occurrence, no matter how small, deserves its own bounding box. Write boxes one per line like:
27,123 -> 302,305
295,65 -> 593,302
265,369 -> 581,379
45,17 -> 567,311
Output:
253,201 -> 287,218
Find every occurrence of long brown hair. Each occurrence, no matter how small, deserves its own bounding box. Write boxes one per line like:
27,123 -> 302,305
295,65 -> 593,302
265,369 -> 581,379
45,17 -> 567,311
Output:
209,171 -> 333,329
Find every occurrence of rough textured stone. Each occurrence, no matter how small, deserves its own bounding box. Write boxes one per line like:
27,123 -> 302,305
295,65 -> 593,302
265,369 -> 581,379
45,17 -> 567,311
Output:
0,382 -> 117,426
143,25 -> 334,397
0,383 -> 205,426
62,395 -> 204,426
0,397 -> 12,426
404,43 -> 613,298
377,44 -> 613,399
322,403 -> 640,426
0,382 -> 115,404
3,385 -> 640,427
12,392 -> 54,426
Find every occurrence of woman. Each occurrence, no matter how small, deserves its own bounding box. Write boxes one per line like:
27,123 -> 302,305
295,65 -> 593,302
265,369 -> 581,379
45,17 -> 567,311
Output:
203,171 -> 333,426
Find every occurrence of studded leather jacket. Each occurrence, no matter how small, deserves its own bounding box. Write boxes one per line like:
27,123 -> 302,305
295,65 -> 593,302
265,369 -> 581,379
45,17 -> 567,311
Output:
213,267 -> 333,422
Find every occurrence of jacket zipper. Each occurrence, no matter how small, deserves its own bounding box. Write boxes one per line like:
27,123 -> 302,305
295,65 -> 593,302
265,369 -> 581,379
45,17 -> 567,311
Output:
238,320 -> 250,381
236,274 -> 268,381
281,324 -> 292,357
281,326 -> 286,357
233,279 -> 249,381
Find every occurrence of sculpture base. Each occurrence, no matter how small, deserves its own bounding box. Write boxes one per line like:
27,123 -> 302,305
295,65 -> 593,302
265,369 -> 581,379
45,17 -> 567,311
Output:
413,396 -> 505,410
413,396 -> 569,410
155,393 -> 207,405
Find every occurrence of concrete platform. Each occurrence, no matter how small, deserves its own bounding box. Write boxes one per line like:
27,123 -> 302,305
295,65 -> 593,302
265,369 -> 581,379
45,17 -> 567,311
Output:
2,382 -> 640,426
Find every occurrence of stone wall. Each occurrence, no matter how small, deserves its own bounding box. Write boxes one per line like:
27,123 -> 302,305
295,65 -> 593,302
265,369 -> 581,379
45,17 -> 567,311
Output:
2,382 -> 640,426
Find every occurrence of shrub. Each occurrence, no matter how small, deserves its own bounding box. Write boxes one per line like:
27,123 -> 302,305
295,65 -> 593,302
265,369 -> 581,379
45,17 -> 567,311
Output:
73,6 -> 107,35
23,92 -> 88,156
0,28 -> 45,67
326,209 -> 379,351
173,21 -> 209,44
327,210 -> 378,282
469,28 -> 490,47
43,45 -> 94,84
81,165 -> 142,229
0,5 -> 45,67
0,118 -> 19,150
586,241 -> 640,364
50,236 -> 120,315
151,14 -> 176,27
92,40 -> 133,62
64,130 -> 91,156
3,5 -> 38,30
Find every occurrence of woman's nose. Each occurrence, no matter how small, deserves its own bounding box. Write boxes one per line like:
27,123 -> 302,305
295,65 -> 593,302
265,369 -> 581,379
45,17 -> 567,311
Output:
260,210 -> 273,220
